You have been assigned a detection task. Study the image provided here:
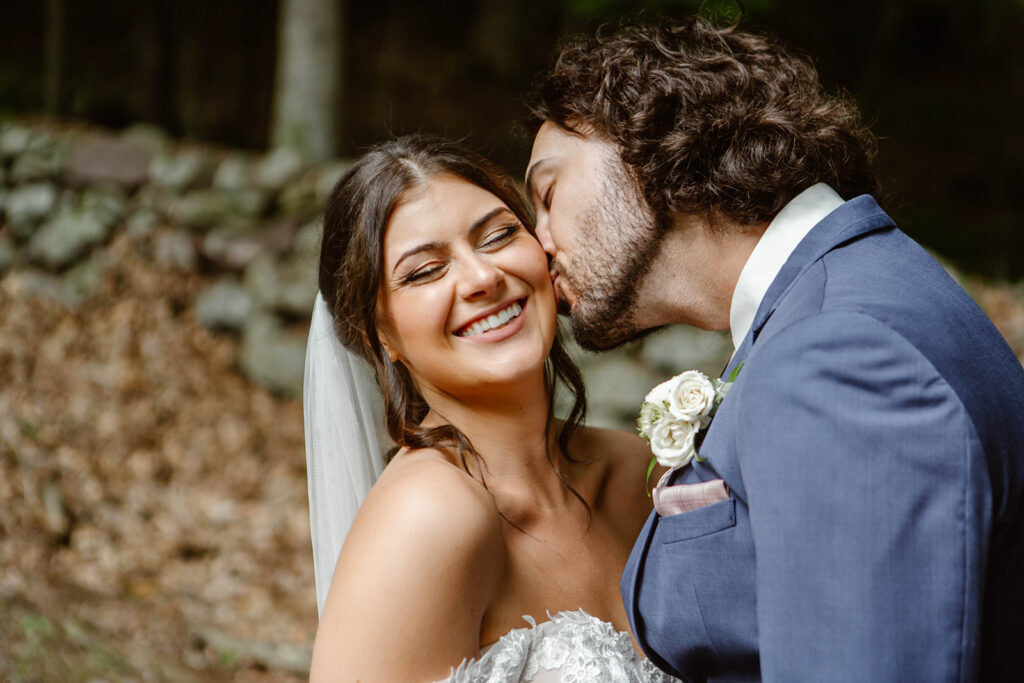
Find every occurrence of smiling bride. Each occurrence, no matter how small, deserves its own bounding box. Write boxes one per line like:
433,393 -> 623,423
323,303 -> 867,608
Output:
304,135 -> 678,682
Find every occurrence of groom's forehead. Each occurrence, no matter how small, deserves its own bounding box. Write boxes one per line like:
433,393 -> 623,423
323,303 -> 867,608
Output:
527,123 -> 612,184
527,122 -> 567,172
530,121 -> 588,156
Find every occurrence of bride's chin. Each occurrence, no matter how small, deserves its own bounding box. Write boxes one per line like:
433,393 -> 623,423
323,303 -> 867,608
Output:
458,358 -> 550,395
415,360 -> 547,403
472,362 -> 547,388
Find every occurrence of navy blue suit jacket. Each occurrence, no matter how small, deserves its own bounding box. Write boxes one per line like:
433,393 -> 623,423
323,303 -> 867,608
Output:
621,196 -> 1024,682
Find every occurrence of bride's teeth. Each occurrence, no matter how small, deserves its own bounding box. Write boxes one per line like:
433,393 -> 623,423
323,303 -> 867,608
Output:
459,301 -> 523,337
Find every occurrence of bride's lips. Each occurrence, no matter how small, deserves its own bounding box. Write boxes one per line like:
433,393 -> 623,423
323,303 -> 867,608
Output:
453,298 -> 528,343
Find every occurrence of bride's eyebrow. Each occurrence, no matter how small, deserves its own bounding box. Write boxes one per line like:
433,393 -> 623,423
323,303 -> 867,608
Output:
468,206 -> 514,237
392,240 -> 444,274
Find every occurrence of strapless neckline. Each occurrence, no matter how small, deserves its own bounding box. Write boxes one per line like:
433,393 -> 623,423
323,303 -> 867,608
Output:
438,608 -> 680,682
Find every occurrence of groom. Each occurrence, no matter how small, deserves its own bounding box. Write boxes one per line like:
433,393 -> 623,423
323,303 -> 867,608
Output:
525,16 -> 1024,683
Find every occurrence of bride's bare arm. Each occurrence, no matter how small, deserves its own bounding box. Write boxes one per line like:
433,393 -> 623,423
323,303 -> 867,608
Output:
310,457 -> 505,682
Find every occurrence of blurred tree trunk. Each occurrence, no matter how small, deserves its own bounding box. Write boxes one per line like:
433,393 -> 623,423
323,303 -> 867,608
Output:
43,0 -> 64,114
175,23 -> 204,139
271,0 -> 343,161
136,0 -> 168,124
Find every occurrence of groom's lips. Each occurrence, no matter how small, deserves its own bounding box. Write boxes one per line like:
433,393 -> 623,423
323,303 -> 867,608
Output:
549,268 -> 573,313
550,271 -> 563,304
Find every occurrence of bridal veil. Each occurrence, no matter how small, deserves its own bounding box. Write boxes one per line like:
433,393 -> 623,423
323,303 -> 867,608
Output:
304,291 -> 389,616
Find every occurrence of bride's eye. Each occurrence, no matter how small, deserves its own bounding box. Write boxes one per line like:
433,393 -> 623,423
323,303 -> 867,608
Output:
402,262 -> 445,284
481,224 -> 520,248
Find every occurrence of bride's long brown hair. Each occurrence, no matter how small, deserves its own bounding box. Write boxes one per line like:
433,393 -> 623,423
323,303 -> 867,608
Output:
319,135 -> 588,487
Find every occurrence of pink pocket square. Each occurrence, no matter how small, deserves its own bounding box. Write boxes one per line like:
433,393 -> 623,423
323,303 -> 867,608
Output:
653,478 -> 730,517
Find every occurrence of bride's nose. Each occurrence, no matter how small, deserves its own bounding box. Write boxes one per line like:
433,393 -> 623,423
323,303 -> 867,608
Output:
456,253 -> 502,300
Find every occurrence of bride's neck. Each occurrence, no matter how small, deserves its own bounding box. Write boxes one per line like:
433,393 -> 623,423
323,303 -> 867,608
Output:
419,374 -> 571,504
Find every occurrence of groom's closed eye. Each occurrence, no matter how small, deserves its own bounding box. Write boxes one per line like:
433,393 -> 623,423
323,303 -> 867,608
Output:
524,159 -> 553,208
542,185 -> 554,210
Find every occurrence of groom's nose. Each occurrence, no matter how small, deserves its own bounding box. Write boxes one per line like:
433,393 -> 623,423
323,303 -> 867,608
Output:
534,219 -> 557,257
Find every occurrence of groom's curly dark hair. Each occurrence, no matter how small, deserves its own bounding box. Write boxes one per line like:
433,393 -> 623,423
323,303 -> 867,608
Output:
526,16 -> 879,226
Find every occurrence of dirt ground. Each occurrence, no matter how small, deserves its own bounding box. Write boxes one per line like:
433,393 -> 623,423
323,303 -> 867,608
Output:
1,231 -> 314,681
1,228 -> 1022,681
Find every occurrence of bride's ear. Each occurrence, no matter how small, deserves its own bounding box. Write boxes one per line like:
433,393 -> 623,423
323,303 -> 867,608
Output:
374,318 -> 402,364
380,337 -> 401,363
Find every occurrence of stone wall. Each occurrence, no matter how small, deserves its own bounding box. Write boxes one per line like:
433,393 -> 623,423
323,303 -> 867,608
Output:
0,120 -> 345,394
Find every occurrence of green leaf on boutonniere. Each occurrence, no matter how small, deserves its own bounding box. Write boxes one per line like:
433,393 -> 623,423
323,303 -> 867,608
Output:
646,455 -> 658,497
728,361 -> 745,383
694,430 -> 709,463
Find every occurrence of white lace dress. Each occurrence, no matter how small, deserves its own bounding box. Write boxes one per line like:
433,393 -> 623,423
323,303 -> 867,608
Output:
437,609 -> 681,682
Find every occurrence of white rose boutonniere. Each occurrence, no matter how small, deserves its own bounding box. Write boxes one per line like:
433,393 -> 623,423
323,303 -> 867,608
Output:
647,416 -> 699,468
638,363 -> 743,490
667,370 -> 718,427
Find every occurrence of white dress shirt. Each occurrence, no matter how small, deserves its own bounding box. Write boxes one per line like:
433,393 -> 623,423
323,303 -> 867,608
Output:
729,183 -> 846,349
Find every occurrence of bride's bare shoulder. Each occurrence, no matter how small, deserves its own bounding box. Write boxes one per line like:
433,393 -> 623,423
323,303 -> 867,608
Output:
312,450 -> 505,679
357,449 -> 504,550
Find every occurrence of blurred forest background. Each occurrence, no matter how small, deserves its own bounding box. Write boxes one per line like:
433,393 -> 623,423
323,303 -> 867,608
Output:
1,0 -> 1022,680
3,0 -> 1022,276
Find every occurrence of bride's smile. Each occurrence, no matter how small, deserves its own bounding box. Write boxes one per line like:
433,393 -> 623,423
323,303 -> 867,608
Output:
454,298 -> 525,339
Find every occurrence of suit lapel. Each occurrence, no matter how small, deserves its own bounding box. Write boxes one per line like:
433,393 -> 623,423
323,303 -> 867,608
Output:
746,195 -> 895,345
722,333 -> 752,381
721,195 -> 891,380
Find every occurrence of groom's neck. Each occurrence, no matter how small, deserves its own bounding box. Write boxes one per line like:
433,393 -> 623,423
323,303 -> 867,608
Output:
635,211 -> 766,332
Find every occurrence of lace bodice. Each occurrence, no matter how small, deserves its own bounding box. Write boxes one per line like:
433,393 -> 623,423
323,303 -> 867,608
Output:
437,609 -> 681,683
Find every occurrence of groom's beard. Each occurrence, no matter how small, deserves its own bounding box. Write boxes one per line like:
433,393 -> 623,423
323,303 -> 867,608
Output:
562,163 -> 664,352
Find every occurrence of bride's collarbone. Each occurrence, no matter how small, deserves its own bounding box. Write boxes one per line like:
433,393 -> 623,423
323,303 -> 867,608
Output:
499,525 -> 628,596
507,541 -> 628,597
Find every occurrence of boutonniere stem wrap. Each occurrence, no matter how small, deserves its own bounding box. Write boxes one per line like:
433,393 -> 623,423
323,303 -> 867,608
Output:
638,364 -> 742,490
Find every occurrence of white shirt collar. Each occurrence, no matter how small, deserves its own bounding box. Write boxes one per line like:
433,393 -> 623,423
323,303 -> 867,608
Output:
729,183 -> 845,349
